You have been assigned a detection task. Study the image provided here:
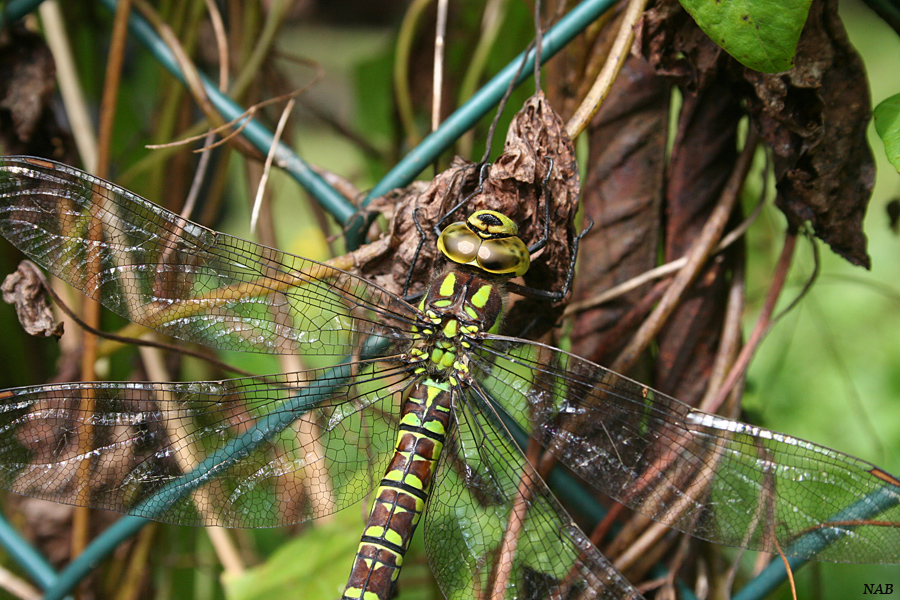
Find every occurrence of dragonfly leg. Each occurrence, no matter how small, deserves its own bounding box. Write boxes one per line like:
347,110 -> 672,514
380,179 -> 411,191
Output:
507,214 -> 593,302
431,162 -> 490,238
525,157 -> 554,255
402,207 -> 429,301
403,163 -> 488,302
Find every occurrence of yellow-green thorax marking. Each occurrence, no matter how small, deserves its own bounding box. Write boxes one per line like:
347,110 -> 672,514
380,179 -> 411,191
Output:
341,212 -> 530,600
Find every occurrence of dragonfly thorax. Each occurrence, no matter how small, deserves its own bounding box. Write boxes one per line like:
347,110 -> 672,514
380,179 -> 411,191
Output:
411,270 -> 504,381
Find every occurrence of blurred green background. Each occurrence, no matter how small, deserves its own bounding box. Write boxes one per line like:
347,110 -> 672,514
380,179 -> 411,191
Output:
740,2 -> 900,597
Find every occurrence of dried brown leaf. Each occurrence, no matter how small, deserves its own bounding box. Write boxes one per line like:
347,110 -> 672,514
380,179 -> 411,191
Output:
655,83 -> 743,404
0,28 -> 54,141
1,261 -> 63,338
0,26 -> 74,160
357,93 -> 579,336
639,0 -> 874,267
743,0 -> 873,267
570,56 -> 669,363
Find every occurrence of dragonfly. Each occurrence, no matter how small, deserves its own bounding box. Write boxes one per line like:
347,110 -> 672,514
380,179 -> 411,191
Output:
0,156 -> 899,600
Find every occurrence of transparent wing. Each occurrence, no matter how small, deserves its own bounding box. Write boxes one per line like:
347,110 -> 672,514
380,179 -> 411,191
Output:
0,357 -> 416,527
423,385 -> 644,600
472,336 -> 900,564
0,156 -> 418,356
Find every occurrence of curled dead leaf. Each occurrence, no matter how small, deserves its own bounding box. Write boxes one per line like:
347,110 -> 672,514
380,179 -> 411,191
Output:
356,93 -> 580,336
1,260 -> 63,338
638,0 -> 873,267
743,0 -> 873,267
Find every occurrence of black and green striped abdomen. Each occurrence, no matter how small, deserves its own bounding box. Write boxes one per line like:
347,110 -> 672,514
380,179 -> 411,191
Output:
341,379 -> 452,600
342,270 -> 505,600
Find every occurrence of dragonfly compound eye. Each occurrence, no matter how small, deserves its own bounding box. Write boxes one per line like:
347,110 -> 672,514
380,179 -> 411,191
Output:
438,217 -> 530,276
475,236 -> 530,276
438,222 -> 481,264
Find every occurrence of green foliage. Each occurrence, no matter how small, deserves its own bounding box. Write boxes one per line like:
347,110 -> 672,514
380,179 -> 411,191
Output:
680,0 -> 813,72
223,507 -> 437,600
224,509 -> 360,600
874,93 -> 900,173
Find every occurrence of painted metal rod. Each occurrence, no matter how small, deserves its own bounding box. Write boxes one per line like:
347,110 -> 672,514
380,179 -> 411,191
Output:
0,0 -> 46,27
364,0 -> 618,204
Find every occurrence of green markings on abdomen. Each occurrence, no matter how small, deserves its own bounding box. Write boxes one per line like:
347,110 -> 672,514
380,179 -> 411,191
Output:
341,380 -> 452,600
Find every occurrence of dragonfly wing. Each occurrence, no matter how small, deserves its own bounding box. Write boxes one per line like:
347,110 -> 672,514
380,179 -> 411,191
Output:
422,384 -> 645,600
0,358 -> 414,527
472,336 -> 900,564
0,157 -> 418,356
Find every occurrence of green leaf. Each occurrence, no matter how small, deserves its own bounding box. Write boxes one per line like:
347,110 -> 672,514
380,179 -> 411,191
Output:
224,510 -> 362,600
222,503 -> 440,600
874,93 -> 900,174
679,0 -> 813,72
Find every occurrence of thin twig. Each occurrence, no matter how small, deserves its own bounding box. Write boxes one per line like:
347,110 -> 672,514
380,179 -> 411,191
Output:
566,0 -> 649,139
250,97 -> 295,233
563,197 -> 762,316
394,0 -> 432,147
147,107 -> 257,151
432,0 -> 448,133
480,39 -> 535,164
228,0 -> 292,104
456,0 -> 508,157
137,345 -> 246,569
299,97 -> 384,161
34,263 -> 257,377
705,231 -> 799,414
70,0 -> 134,558
134,2 -> 215,121
205,0 -> 229,88
533,0 -> 543,90
118,0 -> 295,186
146,84 -> 322,154
113,524 -> 158,600
773,537 -> 798,600
179,0 -> 231,221
248,146 -> 338,523
488,438 -> 542,600
610,130 -> 758,373
96,0 -> 131,178
697,251 -> 746,415
38,1 -> 98,171
0,564 -> 40,600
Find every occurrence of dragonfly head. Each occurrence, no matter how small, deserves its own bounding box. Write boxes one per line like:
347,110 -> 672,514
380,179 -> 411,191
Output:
436,210 -> 530,277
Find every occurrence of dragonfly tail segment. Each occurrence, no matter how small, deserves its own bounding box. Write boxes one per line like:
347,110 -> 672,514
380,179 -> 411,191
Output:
342,379 -> 452,600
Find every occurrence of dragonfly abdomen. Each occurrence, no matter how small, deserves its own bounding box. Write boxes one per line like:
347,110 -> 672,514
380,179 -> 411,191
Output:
342,379 -> 452,600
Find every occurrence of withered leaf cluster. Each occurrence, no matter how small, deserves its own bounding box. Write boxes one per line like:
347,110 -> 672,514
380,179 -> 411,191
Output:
358,92 -> 580,335
640,0 -> 873,267
570,0 -> 874,406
